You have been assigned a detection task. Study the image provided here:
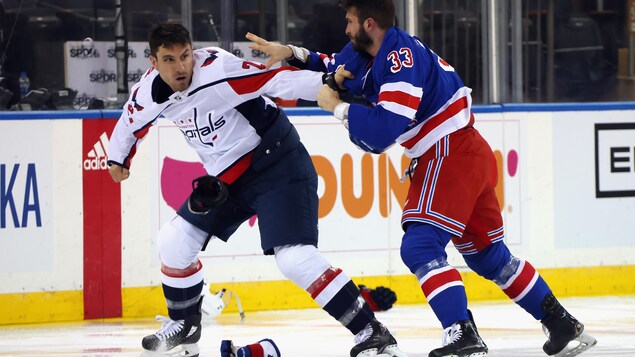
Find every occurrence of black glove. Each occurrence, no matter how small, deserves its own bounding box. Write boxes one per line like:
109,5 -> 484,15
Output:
322,72 -> 346,93
359,285 -> 397,311
188,175 -> 229,214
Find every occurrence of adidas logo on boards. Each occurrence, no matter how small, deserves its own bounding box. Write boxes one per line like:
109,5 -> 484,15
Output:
83,132 -> 110,170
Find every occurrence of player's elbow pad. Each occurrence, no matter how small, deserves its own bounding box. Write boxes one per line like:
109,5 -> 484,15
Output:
349,135 -> 394,154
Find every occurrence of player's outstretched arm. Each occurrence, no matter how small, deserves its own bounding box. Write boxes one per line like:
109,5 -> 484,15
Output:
245,32 -> 293,69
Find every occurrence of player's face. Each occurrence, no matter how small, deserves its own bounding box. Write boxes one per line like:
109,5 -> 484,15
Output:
345,9 -> 373,52
150,43 -> 194,92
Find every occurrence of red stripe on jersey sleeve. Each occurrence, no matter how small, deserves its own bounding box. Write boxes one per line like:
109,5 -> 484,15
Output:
306,267 -> 343,299
420,268 -> 462,297
318,53 -> 331,62
228,66 -> 298,95
124,125 -> 151,167
378,90 -> 421,110
124,142 -> 137,168
133,125 -> 151,140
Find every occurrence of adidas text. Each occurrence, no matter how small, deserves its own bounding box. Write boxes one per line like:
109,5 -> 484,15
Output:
83,157 -> 108,170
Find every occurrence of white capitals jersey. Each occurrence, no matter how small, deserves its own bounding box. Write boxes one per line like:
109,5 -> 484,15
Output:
107,47 -> 322,182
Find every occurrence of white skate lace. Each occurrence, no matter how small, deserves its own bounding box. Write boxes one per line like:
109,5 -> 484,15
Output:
153,315 -> 184,340
354,322 -> 374,344
441,323 -> 463,346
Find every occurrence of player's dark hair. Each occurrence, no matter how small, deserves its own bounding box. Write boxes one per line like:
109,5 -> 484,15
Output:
148,22 -> 192,57
339,0 -> 395,29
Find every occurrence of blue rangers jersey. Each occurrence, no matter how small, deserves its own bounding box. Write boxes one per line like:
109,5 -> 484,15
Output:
289,26 -> 474,157
107,47 -> 323,183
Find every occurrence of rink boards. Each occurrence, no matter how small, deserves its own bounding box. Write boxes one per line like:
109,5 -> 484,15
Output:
0,103 -> 634,325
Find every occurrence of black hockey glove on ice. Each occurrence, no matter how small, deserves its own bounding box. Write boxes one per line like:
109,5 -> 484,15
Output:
359,285 -> 397,311
188,175 -> 229,214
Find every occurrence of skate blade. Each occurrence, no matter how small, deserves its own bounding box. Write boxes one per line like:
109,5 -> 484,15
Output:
429,353 -> 487,357
140,344 -> 200,357
355,345 -> 408,357
379,344 -> 409,356
553,332 -> 597,357
353,344 -> 408,357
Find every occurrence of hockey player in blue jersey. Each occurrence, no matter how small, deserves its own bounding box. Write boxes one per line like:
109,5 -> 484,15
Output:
247,1 -> 597,356
107,23 -> 405,356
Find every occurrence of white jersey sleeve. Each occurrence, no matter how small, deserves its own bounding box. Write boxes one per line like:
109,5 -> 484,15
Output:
107,68 -> 167,169
213,47 -> 323,105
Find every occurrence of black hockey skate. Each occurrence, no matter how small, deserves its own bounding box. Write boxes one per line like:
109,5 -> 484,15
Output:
141,309 -> 202,353
540,294 -> 597,356
350,319 -> 407,356
428,318 -> 488,357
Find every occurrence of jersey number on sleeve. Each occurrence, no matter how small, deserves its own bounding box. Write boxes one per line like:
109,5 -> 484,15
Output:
387,48 -> 414,73
242,61 -> 266,70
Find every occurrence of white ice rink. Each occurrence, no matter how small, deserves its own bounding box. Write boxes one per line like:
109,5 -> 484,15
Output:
0,296 -> 634,357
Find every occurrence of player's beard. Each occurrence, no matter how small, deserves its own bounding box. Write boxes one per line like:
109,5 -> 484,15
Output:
351,26 -> 373,52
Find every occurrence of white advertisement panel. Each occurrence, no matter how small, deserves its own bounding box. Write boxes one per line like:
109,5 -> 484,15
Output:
475,115 -> 523,246
553,112 -> 635,250
595,123 -> 635,197
0,121 -> 54,272
64,41 -> 277,109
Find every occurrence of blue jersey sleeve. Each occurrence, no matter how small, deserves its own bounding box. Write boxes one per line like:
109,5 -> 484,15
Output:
346,46 -> 425,153
347,102 -> 411,153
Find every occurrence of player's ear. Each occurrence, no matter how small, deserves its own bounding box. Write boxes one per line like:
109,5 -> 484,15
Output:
149,55 -> 158,69
365,17 -> 375,31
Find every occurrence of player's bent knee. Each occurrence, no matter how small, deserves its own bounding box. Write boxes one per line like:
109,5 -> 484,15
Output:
463,242 -> 512,280
274,244 -> 330,289
400,224 -> 450,273
157,215 -> 207,269
157,218 -> 179,266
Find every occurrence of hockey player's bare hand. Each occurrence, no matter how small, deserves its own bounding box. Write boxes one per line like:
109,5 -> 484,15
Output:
334,64 -> 354,89
246,32 -> 291,69
317,84 -> 343,113
109,164 -> 130,183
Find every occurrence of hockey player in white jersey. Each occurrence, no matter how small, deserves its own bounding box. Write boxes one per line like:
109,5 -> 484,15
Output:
106,23 -> 406,357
